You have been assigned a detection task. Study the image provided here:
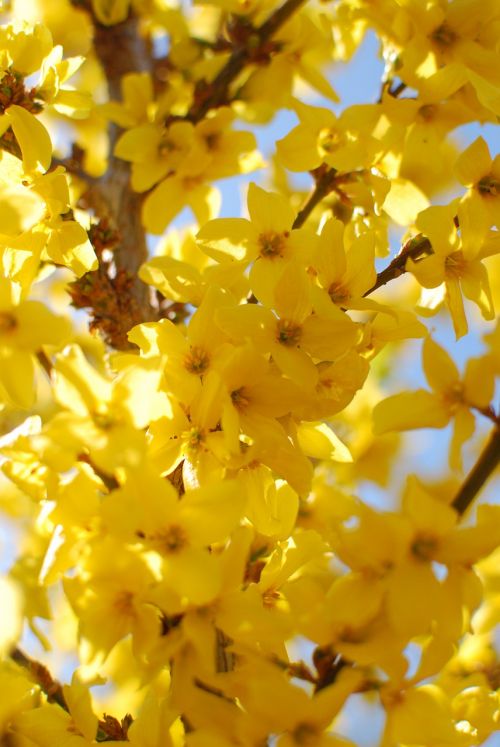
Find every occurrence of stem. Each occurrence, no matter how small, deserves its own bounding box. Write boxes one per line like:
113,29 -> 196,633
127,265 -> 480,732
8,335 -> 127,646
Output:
10,647 -> 68,711
215,628 -> 235,673
390,81 -> 407,97
452,427 -> 500,516
292,168 -> 338,229
364,234 -> 433,297
36,350 -> 53,378
189,0 -> 307,121
79,11 -> 154,326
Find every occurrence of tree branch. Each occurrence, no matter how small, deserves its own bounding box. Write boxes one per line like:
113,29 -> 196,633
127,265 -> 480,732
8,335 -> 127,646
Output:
189,0 -> 307,122
10,647 -> 69,711
292,167 -> 338,229
364,234 -> 433,297
451,426 -> 500,516
73,10 -> 155,331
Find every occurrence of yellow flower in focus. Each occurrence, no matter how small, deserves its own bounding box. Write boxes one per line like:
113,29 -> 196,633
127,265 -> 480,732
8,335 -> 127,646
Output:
115,120 -> 202,192
395,0 -> 500,117
408,203 -> 495,339
310,217 -> 379,314
276,100 -> 376,173
455,137 -> 500,258
373,337 -> 495,470
215,262 -> 358,391
197,182 -> 317,306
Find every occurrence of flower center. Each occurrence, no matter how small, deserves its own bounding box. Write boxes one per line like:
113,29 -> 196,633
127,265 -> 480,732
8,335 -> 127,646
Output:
113,590 -> 136,618
477,176 -> 500,197
442,381 -> 464,412
0,311 -> 17,334
258,231 -> 288,259
292,722 -> 320,746
91,404 -> 118,430
318,126 -> 342,155
417,104 -> 437,122
184,426 -> 205,452
276,319 -> 302,346
328,281 -> 349,304
430,22 -> 457,48
231,387 -> 251,411
153,524 -> 189,555
184,346 -> 210,374
444,251 -> 466,279
411,531 -> 439,561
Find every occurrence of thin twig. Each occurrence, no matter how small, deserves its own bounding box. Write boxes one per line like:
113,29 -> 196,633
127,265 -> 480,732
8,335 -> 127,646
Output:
36,350 -> 53,378
78,453 -> 120,492
363,234 -> 433,297
10,647 -> 69,711
451,427 -> 500,516
189,0 -> 307,122
473,405 -> 500,427
80,11 -> 155,322
292,168 -> 338,229
390,81 -> 407,98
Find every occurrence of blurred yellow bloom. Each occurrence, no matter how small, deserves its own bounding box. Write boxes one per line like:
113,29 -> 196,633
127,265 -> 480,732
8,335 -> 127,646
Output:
0,277 -> 70,408
0,576 -> 22,655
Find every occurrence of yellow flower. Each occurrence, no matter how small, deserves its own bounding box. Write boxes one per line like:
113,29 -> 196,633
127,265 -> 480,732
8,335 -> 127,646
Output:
147,369 -> 227,482
0,667 -> 37,736
116,109 -> 259,231
216,261 -> 358,391
395,0 -> 500,117
0,276 -> 71,408
99,71 -> 155,128
36,45 -> 92,119
214,341 -> 314,493
455,137 -> 500,258
373,337 -> 495,470
128,285 -> 234,408
0,103 -> 52,173
139,229 -> 249,306
0,22 -> 53,75
310,217 -> 380,314
233,658 -> 362,747
381,683 -> 471,747
407,203 -> 495,338
12,672 -> 98,746
197,182 -> 317,307
64,537 -> 161,662
276,100 -> 376,173
50,344 -> 166,472
101,466 -> 245,604
115,120 -> 202,192
143,174 -> 221,234
0,154 -> 45,237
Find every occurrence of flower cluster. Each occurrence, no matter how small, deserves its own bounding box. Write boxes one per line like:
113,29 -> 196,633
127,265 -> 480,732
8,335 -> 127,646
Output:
0,1 -> 499,747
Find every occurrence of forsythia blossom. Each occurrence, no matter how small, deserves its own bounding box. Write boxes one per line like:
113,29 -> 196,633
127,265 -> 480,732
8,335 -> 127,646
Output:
0,3 -> 498,747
